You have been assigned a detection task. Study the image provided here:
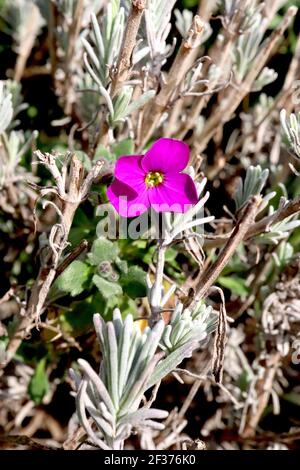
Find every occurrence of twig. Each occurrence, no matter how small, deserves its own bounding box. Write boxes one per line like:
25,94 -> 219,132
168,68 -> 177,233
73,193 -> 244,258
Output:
22,64 -> 51,78
0,435 -> 58,451
240,352 -> 281,438
64,0 -> 85,114
242,429 -> 300,444
1,155 -> 104,369
140,15 -> 205,149
111,0 -> 146,97
178,379 -> 202,419
204,194 -> 300,249
145,380 -> 161,409
0,288 -> 15,306
39,322 -> 81,350
167,1 -> 217,137
54,239 -> 89,280
281,31 -> 300,109
176,0 -> 249,142
63,424 -> 88,450
188,195 -> 261,305
174,368 -> 242,409
65,0 -> 84,71
48,2 -> 58,78
211,286 -> 227,384
13,3 -> 42,82
178,36 -> 234,141
245,195 -> 300,240
192,6 -> 297,155
236,249 -> 276,317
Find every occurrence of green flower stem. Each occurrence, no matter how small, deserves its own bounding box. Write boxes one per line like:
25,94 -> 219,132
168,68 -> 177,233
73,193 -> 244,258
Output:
149,243 -> 166,327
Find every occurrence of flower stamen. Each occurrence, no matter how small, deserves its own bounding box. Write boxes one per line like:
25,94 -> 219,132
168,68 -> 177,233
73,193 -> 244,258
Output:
145,171 -> 164,188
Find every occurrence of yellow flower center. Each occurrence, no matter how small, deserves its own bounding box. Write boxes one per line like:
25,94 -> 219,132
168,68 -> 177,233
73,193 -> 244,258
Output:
145,171 -> 164,188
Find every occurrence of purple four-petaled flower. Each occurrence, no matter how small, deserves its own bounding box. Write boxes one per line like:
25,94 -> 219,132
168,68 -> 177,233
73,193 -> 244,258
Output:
107,138 -> 198,217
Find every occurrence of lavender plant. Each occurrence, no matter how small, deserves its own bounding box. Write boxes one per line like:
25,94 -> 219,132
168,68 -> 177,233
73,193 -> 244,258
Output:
0,0 -> 300,452
71,302 -> 214,449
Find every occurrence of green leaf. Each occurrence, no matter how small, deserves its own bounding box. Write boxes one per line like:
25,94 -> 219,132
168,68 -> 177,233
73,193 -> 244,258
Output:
115,257 -> 128,274
75,151 -> 92,171
118,296 -> 138,318
183,0 -> 199,7
119,266 -> 147,299
68,227 -> 92,247
283,392 -> 300,407
111,0 -> 120,19
53,260 -> 92,297
218,276 -> 249,299
142,245 -> 155,264
112,138 -> 134,158
94,144 -> 112,162
28,358 -> 49,404
60,293 -> 106,335
68,209 -> 96,246
88,238 -> 119,266
93,274 -> 123,301
236,370 -> 251,392
165,248 -> 178,262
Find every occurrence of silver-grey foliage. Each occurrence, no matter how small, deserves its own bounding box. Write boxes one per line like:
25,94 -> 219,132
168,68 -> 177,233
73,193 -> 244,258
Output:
71,311 -> 168,449
0,81 -> 37,189
160,302 -> 215,354
82,7 -> 154,125
72,300 -> 214,449
234,165 -> 269,211
280,109 -> 300,159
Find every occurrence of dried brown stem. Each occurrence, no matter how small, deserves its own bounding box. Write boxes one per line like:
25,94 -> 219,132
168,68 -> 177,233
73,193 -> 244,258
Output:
63,424 -> 88,450
111,0 -> 146,97
64,0 -> 85,114
193,6 -> 297,155
208,29 -> 300,178
175,368 -> 242,408
2,168 -> 81,367
204,194 -> 300,249
1,156 -> 103,369
54,239 -> 89,280
140,15 -> 205,148
167,1 -> 217,137
0,435 -> 57,451
245,195 -> 300,240
277,30 -> 300,113
178,379 -> 202,419
189,195 -> 261,306
241,352 -> 281,438
48,2 -> 58,77
0,288 -> 15,306
13,3 -> 42,82
177,36 -> 235,141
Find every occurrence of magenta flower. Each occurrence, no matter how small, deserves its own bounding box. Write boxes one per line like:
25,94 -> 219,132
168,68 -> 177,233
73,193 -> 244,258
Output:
107,138 -> 198,217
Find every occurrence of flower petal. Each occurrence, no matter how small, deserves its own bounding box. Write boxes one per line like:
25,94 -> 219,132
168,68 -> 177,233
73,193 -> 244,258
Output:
148,173 -> 198,213
142,138 -> 189,174
107,178 -> 150,217
115,155 -> 145,191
